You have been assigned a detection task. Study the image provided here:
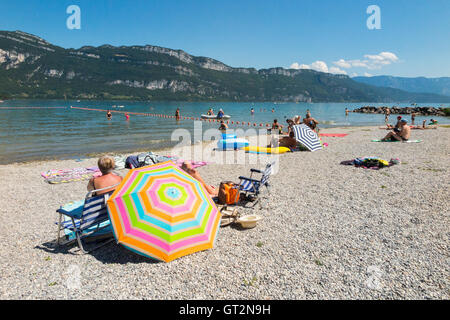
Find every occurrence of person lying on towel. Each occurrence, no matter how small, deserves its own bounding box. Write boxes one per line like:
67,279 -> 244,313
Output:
181,161 -> 218,196
277,131 -> 297,149
381,119 -> 411,142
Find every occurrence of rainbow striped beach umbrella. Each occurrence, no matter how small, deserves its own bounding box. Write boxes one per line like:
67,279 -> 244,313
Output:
106,161 -> 221,262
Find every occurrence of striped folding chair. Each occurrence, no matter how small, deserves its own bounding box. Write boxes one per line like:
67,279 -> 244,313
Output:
56,183 -> 119,253
236,162 -> 275,207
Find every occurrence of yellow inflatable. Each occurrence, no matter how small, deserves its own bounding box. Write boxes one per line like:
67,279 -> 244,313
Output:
242,146 -> 291,154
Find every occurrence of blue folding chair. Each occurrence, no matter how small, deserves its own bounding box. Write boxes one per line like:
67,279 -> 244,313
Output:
56,184 -> 119,253
236,162 -> 275,207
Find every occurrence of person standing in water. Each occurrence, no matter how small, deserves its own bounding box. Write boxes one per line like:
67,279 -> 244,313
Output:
345,108 -> 349,116
106,110 -> 112,120
384,108 -> 391,124
125,113 -> 130,121
251,107 -> 254,115
175,108 -> 181,120
218,120 -> 228,132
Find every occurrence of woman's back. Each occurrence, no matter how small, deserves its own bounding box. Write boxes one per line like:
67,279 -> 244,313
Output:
91,174 -> 122,195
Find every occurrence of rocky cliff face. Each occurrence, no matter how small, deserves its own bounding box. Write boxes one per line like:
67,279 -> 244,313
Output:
1,30 -> 449,102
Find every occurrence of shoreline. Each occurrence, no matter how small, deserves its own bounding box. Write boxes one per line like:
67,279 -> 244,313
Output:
1,124 -> 448,166
2,125 -> 369,166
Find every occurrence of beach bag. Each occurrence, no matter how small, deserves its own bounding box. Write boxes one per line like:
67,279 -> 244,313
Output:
125,153 -> 158,169
218,181 -> 240,205
125,156 -> 140,169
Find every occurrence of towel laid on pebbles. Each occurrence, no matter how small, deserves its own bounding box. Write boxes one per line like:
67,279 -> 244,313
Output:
43,155 -> 211,184
319,133 -> 348,137
341,157 -> 400,170
371,139 -> 422,143
41,167 -> 102,184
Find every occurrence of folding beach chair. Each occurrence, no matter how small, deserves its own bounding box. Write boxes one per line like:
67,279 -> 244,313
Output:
56,183 -> 120,253
236,161 -> 275,207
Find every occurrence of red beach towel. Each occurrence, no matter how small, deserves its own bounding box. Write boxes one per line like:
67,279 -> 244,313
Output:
319,133 -> 348,137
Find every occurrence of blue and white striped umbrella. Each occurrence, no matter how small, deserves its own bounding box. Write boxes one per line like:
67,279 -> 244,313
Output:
293,124 -> 322,152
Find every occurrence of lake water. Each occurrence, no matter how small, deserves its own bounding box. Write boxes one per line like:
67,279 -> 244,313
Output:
0,99 -> 448,164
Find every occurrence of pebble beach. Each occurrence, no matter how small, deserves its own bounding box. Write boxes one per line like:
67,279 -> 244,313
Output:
0,125 -> 448,299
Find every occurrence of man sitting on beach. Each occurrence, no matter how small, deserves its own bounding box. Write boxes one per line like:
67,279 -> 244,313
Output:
87,156 -> 123,195
181,161 -> 218,196
381,119 -> 411,142
303,112 -> 319,131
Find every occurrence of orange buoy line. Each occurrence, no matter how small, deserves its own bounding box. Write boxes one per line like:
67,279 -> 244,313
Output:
70,106 -> 274,128
0,106 -> 67,109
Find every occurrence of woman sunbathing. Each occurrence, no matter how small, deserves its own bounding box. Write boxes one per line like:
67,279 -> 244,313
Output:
181,161 -> 218,196
278,131 -> 297,149
87,156 -> 123,195
410,120 -> 437,130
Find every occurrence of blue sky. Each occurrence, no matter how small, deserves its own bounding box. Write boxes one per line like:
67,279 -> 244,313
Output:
0,0 -> 449,77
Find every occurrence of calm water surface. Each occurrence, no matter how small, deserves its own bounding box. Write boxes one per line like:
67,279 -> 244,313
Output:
0,100 -> 448,164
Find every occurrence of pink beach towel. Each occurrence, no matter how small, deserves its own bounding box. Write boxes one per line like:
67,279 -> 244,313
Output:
319,133 -> 348,137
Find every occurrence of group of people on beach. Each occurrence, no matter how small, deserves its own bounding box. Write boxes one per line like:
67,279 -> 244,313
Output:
380,112 -> 439,141
267,111 -> 320,149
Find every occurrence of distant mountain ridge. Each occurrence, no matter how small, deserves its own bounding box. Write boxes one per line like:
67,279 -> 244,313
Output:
353,75 -> 450,97
1,30 -> 450,102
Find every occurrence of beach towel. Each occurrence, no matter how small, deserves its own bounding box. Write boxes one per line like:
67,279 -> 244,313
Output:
319,133 -> 348,137
341,157 -> 400,170
174,159 -> 210,169
41,167 -> 102,184
371,139 -> 422,143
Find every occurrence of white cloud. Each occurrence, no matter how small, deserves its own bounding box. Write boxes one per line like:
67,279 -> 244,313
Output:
310,61 -> 329,73
329,66 -> 347,75
333,51 -> 399,71
290,60 -> 328,72
364,72 -> 373,77
289,62 -> 311,70
350,72 -> 358,77
334,59 -> 352,69
364,51 -> 398,63
290,61 -> 347,75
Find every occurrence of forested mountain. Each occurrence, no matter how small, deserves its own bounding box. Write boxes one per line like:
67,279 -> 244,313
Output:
353,75 -> 450,97
1,30 -> 449,102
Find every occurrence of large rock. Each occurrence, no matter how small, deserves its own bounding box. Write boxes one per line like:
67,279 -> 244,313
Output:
352,106 -> 446,116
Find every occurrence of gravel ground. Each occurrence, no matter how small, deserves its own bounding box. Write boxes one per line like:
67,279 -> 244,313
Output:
0,126 -> 448,299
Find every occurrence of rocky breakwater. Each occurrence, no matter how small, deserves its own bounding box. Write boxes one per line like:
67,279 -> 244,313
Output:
352,106 -> 447,116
